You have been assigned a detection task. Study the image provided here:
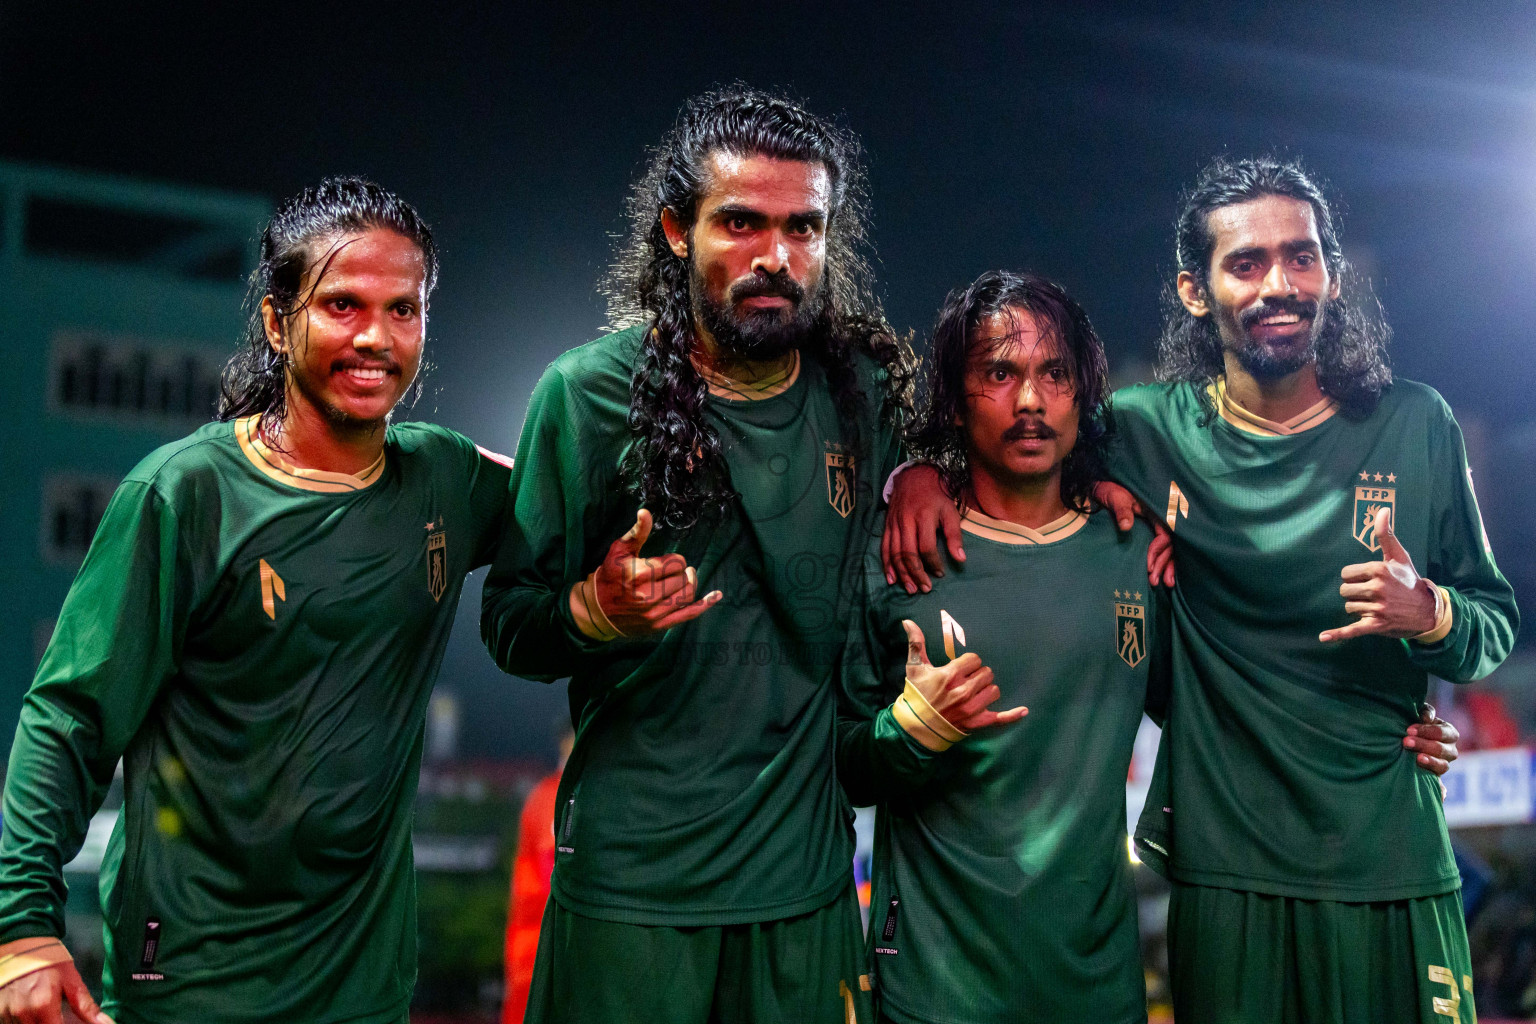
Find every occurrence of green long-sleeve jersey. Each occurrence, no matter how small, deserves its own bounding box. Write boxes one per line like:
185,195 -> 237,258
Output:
0,416 -> 509,1024
838,508 -> 1168,1024
1112,378 -> 1519,901
481,326 -> 900,925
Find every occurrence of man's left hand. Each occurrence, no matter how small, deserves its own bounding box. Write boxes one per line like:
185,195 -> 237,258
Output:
1320,507 -> 1438,643
1091,481 -> 1176,587
1406,703 -> 1459,777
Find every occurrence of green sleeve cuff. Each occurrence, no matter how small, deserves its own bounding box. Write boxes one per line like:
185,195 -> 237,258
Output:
871,706 -> 946,784
554,583 -> 613,653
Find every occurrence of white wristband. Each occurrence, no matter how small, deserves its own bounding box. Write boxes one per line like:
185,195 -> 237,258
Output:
882,460 -> 918,505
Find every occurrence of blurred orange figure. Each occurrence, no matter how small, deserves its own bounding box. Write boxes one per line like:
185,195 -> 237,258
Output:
503,729 -> 572,1024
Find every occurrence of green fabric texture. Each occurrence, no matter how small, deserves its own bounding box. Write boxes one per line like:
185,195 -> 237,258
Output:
1113,379 -> 1519,901
524,884 -> 872,1024
0,418 -> 509,1024
1167,883 -> 1476,1024
840,511 -> 1167,1024
481,326 -> 901,926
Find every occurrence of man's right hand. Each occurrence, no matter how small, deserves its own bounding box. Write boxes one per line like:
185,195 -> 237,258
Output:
585,509 -> 721,637
0,960 -> 113,1024
883,465 -> 963,595
891,620 -> 1026,751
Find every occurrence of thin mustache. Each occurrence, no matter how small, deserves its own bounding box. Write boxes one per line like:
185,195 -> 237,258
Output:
1002,420 -> 1056,441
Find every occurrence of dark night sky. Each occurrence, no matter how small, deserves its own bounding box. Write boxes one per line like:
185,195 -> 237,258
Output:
6,1 -> 1533,760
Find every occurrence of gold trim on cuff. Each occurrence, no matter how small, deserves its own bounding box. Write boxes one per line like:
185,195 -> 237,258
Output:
1411,583 -> 1454,645
890,680 -> 968,752
569,574 -> 623,642
0,937 -> 72,990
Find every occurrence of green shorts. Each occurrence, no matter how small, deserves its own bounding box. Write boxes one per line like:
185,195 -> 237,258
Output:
523,883 -> 873,1024
1167,882 -> 1475,1024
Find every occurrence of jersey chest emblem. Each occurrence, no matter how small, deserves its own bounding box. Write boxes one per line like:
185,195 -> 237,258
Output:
1352,469 -> 1398,551
426,526 -> 447,602
1114,590 -> 1145,668
825,443 -> 856,519
940,609 -> 966,660
259,559 -> 286,620
1165,480 -> 1188,530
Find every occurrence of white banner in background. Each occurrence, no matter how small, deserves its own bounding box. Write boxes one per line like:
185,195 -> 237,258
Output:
1125,741 -> 1534,844
1442,746 -> 1533,828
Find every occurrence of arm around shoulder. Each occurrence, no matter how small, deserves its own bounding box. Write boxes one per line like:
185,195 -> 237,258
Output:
480,363 -> 622,681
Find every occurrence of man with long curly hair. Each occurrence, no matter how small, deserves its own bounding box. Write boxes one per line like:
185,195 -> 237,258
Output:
480,87 -> 917,1024
887,156 -> 1517,1022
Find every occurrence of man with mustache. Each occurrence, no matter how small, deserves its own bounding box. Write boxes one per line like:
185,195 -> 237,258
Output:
480,87 -> 918,1023
887,156 -> 1517,1021
839,270 -> 1166,1024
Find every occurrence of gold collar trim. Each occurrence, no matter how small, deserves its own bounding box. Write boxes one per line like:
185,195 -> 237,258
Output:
236,416 -> 386,493
694,351 -> 801,401
1210,377 -> 1339,436
959,507 -> 1088,546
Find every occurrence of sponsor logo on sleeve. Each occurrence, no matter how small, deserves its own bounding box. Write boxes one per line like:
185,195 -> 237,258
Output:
131,917 -> 164,981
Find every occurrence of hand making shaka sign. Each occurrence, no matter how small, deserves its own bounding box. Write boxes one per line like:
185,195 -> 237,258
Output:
1320,506 -> 1446,644
570,509 -> 722,641
889,619 -> 1028,752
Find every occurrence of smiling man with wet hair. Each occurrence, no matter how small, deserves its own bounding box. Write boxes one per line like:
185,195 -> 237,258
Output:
0,178 -> 512,1024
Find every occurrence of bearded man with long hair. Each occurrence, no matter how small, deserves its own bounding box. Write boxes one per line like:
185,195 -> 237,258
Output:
1117,155 -> 1518,1024
481,86 -> 913,1024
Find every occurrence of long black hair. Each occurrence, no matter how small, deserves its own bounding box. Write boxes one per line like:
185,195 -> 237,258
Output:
1156,155 -> 1391,418
217,176 -> 439,423
908,270 -> 1110,514
604,85 -> 915,528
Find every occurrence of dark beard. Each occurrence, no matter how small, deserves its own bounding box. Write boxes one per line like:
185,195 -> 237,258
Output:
1224,296 -> 1325,381
1232,334 -> 1315,381
691,264 -> 821,362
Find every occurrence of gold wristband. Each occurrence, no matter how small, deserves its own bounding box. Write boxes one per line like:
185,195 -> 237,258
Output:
568,573 -> 624,642
0,937 -> 72,990
1410,583 -> 1454,645
890,680 -> 969,752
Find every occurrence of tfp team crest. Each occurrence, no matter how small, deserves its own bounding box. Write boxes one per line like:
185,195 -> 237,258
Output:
427,529 -> 447,602
1114,592 -> 1145,669
1353,470 -> 1397,552
825,444 -> 856,519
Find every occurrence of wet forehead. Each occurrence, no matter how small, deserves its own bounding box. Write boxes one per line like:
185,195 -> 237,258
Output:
699,151 -> 832,213
1206,194 -> 1321,258
968,308 -> 1063,366
308,228 -> 426,294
